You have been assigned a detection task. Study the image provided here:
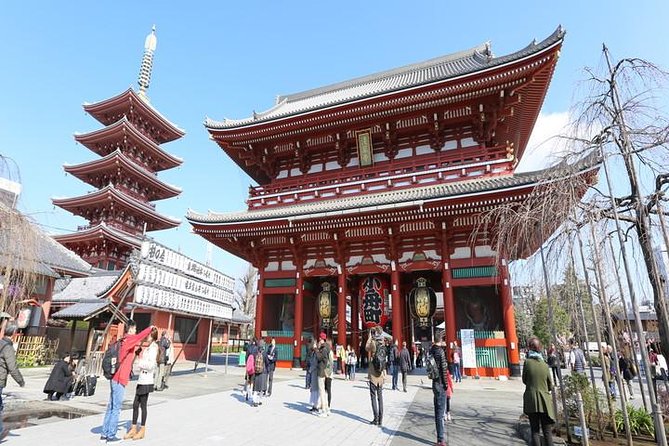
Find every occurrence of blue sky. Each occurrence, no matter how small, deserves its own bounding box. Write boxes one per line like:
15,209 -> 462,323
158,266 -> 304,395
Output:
1,1 -> 667,280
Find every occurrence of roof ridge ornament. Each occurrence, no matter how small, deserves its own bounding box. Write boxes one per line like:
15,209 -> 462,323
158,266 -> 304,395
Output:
138,25 -> 157,102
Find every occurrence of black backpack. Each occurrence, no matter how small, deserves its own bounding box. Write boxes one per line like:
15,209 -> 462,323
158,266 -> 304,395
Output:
372,341 -> 387,372
101,340 -> 123,380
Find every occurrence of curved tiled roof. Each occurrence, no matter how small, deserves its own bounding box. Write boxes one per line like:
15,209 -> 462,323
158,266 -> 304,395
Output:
52,272 -> 121,302
187,150 -> 598,226
206,27 -> 564,130
64,149 -> 182,200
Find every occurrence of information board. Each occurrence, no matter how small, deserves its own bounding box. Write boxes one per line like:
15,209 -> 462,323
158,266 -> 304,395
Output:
460,329 -> 477,368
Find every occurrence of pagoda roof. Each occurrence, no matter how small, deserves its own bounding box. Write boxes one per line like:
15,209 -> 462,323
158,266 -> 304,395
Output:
206,27 -> 564,131
64,150 -> 182,200
53,222 -> 143,248
52,185 -> 181,231
74,117 -> 183,172
187,152 -> 598,227
83,88 -> 185,144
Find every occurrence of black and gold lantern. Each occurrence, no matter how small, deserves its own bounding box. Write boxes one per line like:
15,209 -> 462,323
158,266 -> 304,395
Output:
318,282 -> 336,328
409,277 -> 437,328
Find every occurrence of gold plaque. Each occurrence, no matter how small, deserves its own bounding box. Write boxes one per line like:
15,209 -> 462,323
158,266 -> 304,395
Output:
356,129 -> 374,167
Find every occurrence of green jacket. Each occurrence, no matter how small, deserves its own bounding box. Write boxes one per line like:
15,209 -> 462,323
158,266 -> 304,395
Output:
522,356 -> 555,421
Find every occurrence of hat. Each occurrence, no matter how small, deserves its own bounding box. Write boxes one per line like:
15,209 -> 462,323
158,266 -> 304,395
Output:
319,332 -> 327,340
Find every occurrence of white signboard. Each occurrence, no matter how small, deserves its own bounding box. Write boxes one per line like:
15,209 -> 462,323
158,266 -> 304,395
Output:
135,284 -> 233,320
140,241 -> 234,291
461,329 -> 477,368
137,263 -> 233,305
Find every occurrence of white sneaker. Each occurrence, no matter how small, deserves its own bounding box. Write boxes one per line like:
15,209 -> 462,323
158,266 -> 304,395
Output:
447,413 -> 452,421
319,411 -> 328,418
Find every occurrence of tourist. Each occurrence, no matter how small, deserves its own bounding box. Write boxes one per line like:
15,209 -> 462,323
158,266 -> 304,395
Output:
603,345 -> 616,399
444,363 -> 454,422
266,338 -> 277,396
325,338 -> 334,408
618,352 -> 635,400
123,327 -> 159,440
0,322 -> 25,441
366,326 -> 386,426
244,340 -> 256,403
43,352 -> 74,401
337,343 -> 346,376
399,341 -> 411,392
523,337 -> 555,446
547,343 -> 559,385
429,331 -> 448,446
308,340 -> 319,412
568,339 -> 586,374
251,340 -> 267,407
416,345 -> 424,368
155,330 -> 170,391
654,350 -> 668,395
451,341 -> 462,382
390,339 -> 400,391
346,345 -> 357,381
315,332 -> 331,417
305,338 -> 314,390
100,321 -> 155,443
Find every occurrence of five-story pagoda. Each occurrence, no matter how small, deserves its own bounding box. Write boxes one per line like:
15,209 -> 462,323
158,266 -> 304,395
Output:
53,27 -> 183,270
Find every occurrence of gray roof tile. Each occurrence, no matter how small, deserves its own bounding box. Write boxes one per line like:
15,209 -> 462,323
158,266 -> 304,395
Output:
52,273 -> 121,302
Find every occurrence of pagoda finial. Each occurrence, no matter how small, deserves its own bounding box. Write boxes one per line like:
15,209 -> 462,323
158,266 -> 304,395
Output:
137,25 -> 157,101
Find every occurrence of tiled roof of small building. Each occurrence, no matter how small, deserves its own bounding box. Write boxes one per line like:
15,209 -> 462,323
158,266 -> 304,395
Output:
51,299 -> 113,320
52,272 -> 121,303
206,27 -> 564,130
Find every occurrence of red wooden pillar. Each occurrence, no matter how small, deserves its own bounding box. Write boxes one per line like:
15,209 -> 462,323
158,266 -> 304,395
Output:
255,271 -> 264,339
391,263 -> 403,346
293,270 -> 304,368
500,258 -> 521,376
337,267 -> 347,348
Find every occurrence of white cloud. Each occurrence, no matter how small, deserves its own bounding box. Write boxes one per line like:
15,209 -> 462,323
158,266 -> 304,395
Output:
516,111 -> 571,173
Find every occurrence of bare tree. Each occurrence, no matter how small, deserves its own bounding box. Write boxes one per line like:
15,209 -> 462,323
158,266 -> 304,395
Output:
234,263 -> 257,339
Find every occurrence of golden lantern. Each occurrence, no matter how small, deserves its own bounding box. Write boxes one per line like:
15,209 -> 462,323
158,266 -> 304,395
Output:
409,277 -> 437,328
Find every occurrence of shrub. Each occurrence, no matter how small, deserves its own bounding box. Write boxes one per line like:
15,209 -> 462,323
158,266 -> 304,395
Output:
615,405 -> 654,436
588,354 -> 601,368
561,373 -> 606,424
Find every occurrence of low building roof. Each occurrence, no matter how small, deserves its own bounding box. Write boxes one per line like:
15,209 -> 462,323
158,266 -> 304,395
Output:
50,299 -> 115,321
52,272 -> 121,303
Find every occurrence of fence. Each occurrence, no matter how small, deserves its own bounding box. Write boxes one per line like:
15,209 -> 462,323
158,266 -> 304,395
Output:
15,336 -> 59,367
45,327 -> 89,358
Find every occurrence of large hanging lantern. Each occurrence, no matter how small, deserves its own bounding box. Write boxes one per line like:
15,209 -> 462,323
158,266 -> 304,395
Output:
409,277 -> 437,328
318,282 -> 336,328
359,275 -> 390,328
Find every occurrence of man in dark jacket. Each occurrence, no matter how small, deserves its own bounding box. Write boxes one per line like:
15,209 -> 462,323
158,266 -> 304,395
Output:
43,352 -> 73,400
366,327 -> 386,426
399,341 -> 411,392
266,338 -> 277,396
0,321 -> 25,439
430,330 -> 448,446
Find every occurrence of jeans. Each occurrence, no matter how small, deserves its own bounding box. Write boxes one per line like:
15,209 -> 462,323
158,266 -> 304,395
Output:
155,363 -> 166,389
453,363 -> 462,382
267,368 -> 275,395
528,412 -> 554,446
325,377 -> 332,407
102,380 -> 125,438
369,381 -> 384,423
401,370 -> 408,391
433,381 -> 446,442
350,364 -> 356,381
0,387 -> 4,434
391,364 -> 399,390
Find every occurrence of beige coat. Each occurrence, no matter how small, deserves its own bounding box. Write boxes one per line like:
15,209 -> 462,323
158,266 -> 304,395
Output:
366,335 -> 386,386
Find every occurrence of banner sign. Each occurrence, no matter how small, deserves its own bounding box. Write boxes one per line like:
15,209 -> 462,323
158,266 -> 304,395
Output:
140,241 -> 234,291
137,240 -> 234,319
135,284 -> 233,320
460,329 -> 477,368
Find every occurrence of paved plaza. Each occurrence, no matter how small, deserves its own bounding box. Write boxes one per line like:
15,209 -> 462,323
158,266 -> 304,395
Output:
1,355 -> 531,445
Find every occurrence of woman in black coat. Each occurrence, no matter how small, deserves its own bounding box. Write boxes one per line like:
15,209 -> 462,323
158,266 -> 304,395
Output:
43,353 -> 74,401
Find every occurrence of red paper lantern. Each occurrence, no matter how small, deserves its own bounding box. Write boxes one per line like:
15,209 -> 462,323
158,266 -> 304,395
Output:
359,275 -> 390,328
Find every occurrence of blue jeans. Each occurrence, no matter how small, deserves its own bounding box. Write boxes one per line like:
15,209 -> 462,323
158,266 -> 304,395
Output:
433,381 -> 446,442
453,363 -> 461,382
392,364 -> 399,390
0,387 -> 4,434
102,380 -> 126,438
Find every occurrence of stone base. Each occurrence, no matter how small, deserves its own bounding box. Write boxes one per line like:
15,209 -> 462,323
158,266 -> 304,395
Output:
292,358 -> 301,369
510,363 -> 521,377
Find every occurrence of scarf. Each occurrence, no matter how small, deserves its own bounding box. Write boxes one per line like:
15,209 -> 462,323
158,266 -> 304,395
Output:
527,350 -> 544,361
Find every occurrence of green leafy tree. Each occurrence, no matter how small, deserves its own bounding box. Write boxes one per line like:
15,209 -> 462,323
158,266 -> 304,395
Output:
533,296 -> 570,347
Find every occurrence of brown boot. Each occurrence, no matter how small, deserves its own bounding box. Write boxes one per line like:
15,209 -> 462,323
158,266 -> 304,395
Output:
123,425 -> 137,440
133,426 -> 146,440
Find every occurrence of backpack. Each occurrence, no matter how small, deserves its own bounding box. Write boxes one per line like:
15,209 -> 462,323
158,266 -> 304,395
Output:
245,353 -> 255,376
426,354 -> 440,380
254,351 -> 265,374
102,340 -> 123,380
372,341 -> 387,372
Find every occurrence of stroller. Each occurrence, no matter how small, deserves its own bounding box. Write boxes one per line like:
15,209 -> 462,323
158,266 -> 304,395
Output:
72,357 -> 98,397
